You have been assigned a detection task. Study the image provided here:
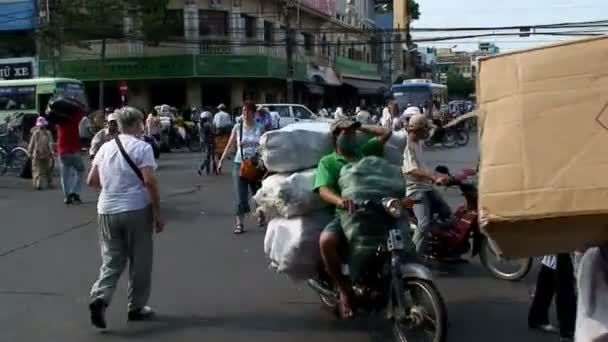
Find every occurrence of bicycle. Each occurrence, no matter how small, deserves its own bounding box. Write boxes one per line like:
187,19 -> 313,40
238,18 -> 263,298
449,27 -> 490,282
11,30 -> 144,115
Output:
0,129 -> 29,176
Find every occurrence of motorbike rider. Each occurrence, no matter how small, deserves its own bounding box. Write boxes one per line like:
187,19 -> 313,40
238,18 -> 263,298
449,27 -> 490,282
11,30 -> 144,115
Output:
314,118 -> 392,318
89,112 -> 119,159
403,113 -> 452,254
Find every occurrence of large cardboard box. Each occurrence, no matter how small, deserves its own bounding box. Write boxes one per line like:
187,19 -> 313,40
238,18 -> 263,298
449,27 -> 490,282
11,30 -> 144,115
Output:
477,36 -> 608,257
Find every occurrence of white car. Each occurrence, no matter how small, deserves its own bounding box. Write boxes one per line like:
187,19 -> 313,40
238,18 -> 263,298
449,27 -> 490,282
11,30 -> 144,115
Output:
257,103 -> 317,128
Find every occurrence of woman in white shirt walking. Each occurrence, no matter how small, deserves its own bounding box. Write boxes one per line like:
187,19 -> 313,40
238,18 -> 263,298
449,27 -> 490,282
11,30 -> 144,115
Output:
86,107 -> 164,329
218,101 -> 264,234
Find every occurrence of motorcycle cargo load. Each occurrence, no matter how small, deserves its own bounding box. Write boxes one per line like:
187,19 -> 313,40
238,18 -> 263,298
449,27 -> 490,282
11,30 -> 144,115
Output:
478,36 -> 608,257
264,210 -> 333,281
259,122 -> 407,173
253,169 -> 329,219
338,157 -> 414,281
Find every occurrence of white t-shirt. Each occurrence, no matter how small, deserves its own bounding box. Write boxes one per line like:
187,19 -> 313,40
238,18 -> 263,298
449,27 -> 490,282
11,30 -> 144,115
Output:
93,135 -> 157,215
79,116 -> 91,138
402,136 -> 433,196
234,122 -> 263,163
356,110 -> 371,124
269,111 -> 280,129
213,111 -> 232,129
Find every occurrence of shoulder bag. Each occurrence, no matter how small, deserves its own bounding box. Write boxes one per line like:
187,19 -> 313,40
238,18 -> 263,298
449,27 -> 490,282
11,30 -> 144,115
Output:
114,136 -> 144,183
238,123 -> 263,182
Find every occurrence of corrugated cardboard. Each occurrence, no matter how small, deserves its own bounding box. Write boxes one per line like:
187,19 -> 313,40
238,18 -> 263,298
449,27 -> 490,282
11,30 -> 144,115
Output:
477,36 -> 608,257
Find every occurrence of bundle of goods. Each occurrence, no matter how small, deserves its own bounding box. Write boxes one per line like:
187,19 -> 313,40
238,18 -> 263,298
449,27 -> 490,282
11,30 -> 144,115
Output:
477,36 -> 608,257
263,210 -> 333,281
45,96 -> 85,124
253,169 -> 329,219
259,121 -> 407,173
260,122 -> 408,281
338,156 -> 414,282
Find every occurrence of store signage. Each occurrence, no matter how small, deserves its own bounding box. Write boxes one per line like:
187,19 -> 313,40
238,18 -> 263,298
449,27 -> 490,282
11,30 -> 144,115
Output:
0,60 -> 34,80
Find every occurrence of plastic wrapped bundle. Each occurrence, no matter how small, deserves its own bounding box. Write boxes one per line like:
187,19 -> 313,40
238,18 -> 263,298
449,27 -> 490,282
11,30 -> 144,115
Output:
253,169 -> 329,219
339,156 -> 405,203
259,122 -> 333,173
263,210 -> 333,281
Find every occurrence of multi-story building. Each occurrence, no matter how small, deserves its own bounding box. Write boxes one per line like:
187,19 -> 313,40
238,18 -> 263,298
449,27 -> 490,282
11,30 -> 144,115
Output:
38,0 -> 386,111
0,0 -> 37,81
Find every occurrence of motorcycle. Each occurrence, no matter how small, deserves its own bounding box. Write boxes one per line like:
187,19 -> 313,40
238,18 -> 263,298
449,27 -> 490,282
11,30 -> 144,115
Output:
308,198 -> 448,342
424,124 -> 469,148
409,166 -> 533,281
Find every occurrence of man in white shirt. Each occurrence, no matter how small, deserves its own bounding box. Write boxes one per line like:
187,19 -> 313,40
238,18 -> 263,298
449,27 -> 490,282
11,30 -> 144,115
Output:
213,103 -> 232,132
402,114 -> 451,253
355,105 -> 372,124
86,107 -> 164,329
79,115 -> 92,148
269,110 -> 281,129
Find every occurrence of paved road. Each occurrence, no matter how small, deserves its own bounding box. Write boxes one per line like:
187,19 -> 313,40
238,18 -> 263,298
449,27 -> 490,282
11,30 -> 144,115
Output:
0,139 -> 554,342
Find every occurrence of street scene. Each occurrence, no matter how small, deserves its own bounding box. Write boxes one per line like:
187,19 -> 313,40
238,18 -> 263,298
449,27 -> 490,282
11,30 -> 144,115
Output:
1,139 -> 551,342
1,0 -> 607,341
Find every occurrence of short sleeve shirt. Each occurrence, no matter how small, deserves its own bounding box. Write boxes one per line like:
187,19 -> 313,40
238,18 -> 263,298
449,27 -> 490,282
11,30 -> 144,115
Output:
403,136 -> 433,195
93,135 -> 157,215
314,137 -> 383,196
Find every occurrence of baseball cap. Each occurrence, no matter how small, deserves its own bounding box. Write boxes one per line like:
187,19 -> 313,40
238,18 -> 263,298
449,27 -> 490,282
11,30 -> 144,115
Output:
107,113 -> 118,122
408,113 -> 429,130
217,103 -> 226,110
330,118 -> 361,134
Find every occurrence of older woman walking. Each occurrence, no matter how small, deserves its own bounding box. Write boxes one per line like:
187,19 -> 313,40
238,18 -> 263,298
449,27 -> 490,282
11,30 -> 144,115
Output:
86,107 -> 164,329
218,101 -> 264,234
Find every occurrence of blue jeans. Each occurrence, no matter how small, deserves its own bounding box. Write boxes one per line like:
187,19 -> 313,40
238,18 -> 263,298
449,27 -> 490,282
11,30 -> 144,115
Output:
411,189 -> 452,253
199,143 -> 214,174
232,162 -> 261,216
59,153 -> 85,198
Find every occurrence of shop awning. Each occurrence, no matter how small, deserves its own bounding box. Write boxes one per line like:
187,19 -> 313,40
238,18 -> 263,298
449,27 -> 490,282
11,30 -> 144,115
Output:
342,77 -> 387,96
305,83 -> 324,95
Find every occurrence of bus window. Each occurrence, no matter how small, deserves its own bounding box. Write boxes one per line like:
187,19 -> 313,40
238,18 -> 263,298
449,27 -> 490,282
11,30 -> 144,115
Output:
56,82 -> 88,109
0,86 -> 35,111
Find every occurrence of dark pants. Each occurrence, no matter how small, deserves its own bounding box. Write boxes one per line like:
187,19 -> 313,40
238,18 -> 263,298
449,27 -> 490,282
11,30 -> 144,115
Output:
199,142 -> 214,174
528,254 -> 577,338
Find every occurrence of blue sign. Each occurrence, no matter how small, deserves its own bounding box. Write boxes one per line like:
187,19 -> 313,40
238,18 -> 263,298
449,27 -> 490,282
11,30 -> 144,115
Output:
0,0 -> 36,31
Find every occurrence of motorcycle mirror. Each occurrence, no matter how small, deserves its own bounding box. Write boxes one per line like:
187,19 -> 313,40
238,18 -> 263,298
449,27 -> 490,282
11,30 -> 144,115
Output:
435,165 -> 450,175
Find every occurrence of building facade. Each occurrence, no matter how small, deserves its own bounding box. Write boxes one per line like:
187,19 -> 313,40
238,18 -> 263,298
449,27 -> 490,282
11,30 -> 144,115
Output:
38,0 -> 386,112
0,0 -> 37,80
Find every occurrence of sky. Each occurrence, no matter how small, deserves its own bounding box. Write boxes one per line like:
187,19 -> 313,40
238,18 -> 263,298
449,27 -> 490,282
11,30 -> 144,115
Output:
409,0 -> 608,52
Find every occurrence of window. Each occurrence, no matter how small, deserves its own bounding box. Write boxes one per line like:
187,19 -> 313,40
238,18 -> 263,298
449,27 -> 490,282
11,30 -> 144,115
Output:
243,14 -> 256,38
268,106 -> 290,118
292,106 -> 312,119
166,9 -> 184,37
0,86 -> 35,111
56,82 -> 88,108
303,33 -> 313,55
199,10 -> 228,36
263,21 -> 273,45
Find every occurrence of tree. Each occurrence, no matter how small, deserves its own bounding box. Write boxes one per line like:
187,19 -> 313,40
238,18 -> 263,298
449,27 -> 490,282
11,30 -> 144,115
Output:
446,68 -> 475,99
38,0 -> 171,109
408,0 -> 420,20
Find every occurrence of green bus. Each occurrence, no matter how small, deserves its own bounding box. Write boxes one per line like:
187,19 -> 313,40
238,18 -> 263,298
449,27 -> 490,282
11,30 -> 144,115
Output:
0,77 -> 88,122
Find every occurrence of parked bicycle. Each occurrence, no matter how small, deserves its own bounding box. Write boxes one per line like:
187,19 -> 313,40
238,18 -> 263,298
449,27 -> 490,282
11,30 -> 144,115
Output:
0,128 -> 29,176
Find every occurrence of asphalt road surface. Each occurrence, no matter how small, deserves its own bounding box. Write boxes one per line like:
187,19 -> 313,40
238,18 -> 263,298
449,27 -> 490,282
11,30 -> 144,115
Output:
0,137 -> 556,342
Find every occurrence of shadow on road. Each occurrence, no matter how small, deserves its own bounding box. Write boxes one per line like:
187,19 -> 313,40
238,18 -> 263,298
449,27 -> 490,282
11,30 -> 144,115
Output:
101,312 -> 378,339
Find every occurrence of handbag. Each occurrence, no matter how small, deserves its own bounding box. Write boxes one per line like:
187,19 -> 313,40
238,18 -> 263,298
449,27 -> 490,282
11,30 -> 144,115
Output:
114,136 -> 144,183
237,122 -> 263,182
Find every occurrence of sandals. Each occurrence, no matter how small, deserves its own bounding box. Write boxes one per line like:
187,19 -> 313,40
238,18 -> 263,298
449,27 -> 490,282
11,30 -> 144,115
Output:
234,224 -> 245,234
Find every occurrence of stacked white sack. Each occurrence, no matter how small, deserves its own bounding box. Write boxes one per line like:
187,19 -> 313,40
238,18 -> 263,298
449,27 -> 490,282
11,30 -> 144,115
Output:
263,210 -> 333,281
259,122 -> 407,173
253,169 -> 329,219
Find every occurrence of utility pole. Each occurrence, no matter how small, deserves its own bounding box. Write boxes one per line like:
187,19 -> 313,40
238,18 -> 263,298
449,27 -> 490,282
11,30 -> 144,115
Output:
284,0 -> 295,103
404,0 -> 412,77
99,38 -> 106,112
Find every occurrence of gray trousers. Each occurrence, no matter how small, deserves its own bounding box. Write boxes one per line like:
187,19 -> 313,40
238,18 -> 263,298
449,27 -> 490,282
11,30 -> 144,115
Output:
90,206 -> 153,311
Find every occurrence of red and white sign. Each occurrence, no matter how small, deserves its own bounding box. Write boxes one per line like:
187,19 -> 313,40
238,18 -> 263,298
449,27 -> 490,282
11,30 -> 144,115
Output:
300,0 -> 336,17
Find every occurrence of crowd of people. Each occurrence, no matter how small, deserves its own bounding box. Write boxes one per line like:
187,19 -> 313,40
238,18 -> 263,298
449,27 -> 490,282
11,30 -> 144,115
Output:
13,96 -> 606,341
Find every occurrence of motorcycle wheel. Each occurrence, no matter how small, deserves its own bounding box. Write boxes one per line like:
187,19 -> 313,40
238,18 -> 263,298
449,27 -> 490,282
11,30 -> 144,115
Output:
393,279 -> 447,342
454,130 -> 470,147
441,131 -> 456,148
479,238 -> 533,281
